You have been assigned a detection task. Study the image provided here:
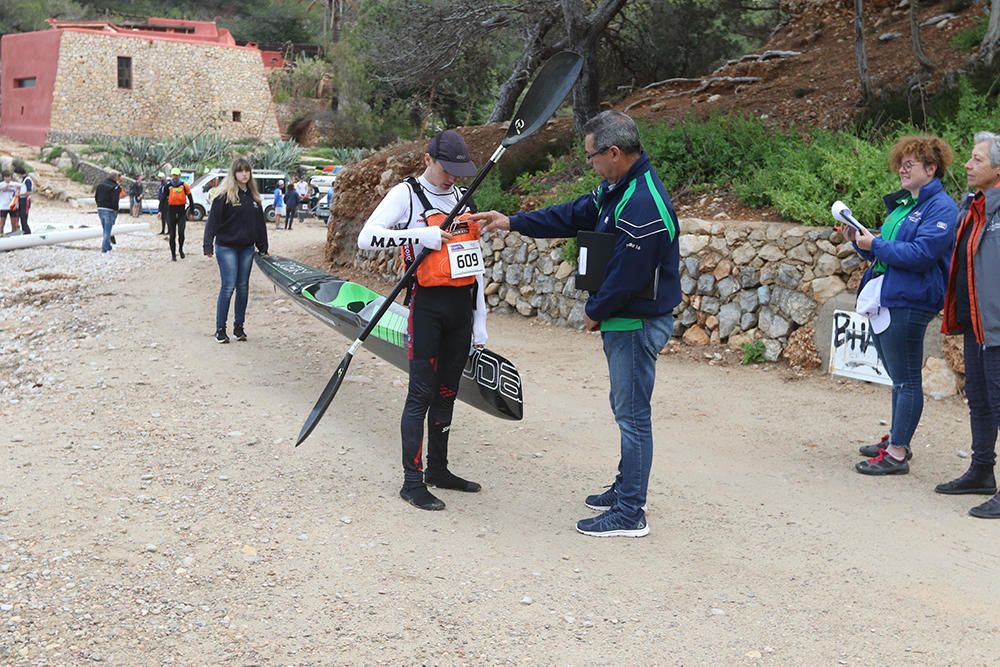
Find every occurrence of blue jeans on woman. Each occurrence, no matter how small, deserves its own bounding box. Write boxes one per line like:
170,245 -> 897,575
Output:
98,208 -> 117,253
871,307 -> 936,450
963,330 -> 1000,466
602,313 -> 675,520
215,244 -> 255,332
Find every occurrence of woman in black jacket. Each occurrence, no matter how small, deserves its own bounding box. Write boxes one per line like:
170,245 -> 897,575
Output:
203,158 -> 269,344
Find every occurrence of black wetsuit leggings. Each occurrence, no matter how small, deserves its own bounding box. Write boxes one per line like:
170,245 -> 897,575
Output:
401,285 -> 474,486
167,205 -> 186,257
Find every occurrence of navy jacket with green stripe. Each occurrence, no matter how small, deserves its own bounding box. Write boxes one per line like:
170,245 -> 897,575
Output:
509,153 -> 681,322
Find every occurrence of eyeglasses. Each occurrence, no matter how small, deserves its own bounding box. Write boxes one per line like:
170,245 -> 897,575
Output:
586,146 -> 610,161
899,160 -> 921,173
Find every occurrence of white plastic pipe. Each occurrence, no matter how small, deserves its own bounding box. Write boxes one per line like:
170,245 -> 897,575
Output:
0,223 -> 149,252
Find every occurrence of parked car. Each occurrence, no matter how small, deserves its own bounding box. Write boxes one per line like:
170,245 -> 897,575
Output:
188,169 -> 288,222
309,174 -> 336,196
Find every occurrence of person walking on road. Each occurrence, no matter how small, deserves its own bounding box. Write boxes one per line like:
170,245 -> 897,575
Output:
358,129 -> 489,511
95,170 -> 124,254
284,183 -> 299,230
472,111 -> 680,538
157,172 -> 168,235
0,171 -> 19,235
936,131 -> 1000,517
129,176 -> 144,217
273,179 -> 285,230
165,167 -> 194,260
203,158 -> 269,344
14,166 -> 33,235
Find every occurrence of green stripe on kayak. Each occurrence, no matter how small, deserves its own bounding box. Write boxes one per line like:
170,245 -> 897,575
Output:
302,283 -> 408,349
373,309 -> 407,348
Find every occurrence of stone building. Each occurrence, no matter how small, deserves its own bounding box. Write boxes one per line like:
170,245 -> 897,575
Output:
0,17 -> 281,145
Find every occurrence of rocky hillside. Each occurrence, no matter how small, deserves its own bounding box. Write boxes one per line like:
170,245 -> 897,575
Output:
623,0 -> 982,128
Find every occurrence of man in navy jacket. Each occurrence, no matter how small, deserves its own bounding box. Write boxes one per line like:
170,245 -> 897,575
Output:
473,111 -> 680,537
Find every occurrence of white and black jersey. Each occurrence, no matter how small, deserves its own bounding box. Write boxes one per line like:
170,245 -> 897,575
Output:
358,175 -> 488,345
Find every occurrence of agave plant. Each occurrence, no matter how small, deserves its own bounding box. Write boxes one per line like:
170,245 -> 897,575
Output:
178,135 -> 234,166
252,139 -> 302,173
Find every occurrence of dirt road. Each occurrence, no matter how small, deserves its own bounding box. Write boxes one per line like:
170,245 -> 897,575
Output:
2,208 -> 998,666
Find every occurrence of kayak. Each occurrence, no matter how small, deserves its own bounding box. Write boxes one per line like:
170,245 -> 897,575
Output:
255,254 -> 523,421
0,223 -> 149,251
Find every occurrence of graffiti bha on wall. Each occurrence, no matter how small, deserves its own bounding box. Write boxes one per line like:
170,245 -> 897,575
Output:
829,309 -> 892,386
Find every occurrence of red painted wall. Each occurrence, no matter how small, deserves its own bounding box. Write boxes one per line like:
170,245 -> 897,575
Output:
0,30 -> 61,145
260,50 -> 285,69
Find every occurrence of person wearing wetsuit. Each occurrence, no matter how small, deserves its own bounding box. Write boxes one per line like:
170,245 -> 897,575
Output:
357,129 -> 488,511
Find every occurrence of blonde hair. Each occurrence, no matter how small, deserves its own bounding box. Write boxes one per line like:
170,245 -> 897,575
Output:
221,157 -> 261,206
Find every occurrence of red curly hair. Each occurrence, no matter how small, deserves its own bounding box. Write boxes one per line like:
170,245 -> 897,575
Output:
888,134 -> 953,179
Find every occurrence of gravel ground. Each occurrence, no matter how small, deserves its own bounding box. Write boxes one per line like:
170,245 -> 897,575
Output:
2,205 -> 1000,666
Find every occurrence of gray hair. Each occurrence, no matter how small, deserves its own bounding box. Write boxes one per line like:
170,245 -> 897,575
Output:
974,131 -> 1000,167
582,111 -> 642,155
108,169 -> 121,179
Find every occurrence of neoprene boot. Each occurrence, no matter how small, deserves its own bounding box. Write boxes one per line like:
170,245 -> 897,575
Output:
934,463 -> 997,495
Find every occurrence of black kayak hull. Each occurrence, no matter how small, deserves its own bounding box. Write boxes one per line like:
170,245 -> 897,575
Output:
255,254 -> 523,421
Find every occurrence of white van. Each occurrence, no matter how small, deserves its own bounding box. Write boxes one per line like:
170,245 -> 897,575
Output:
308,174 -> 336,196
189,169 -> 288,222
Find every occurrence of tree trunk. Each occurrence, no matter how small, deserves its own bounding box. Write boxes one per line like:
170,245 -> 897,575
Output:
910,1 -> 934,71
331,0 -> 344,45
487,12 -> 561,123
560,0 -> 629,131
854,0 -> 872,102
976,0 -> 1000,68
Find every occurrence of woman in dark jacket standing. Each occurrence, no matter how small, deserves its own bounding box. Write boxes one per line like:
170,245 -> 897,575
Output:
844,134 -> 959,475
203,158 -> 269,344
935,132 -> 1000,516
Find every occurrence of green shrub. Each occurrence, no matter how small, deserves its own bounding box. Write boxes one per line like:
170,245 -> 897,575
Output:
304,146 -> 372,164
951,16 -> 988,51
64,166 -> 86,183
741,341 -> 765,365
561,237 -> 578,265
475,171 -> 520,214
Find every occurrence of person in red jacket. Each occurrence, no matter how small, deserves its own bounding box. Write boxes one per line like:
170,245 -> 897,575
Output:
935,131 -> 1000,517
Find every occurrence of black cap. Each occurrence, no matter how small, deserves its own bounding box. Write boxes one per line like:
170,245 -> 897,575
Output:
427,130 -> 477,178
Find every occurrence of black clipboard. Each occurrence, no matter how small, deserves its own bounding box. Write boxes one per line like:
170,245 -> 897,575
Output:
574,230 -> 657,299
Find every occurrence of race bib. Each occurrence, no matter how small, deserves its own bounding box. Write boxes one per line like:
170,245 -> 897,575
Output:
446,240 -> 484,279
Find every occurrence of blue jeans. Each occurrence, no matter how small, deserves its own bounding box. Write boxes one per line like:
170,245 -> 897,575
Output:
215,244 -> 255,331
871,307 -> 936,450
602,313 -> 674,519
98,208 -> 117,253
963,330 -> 1000,466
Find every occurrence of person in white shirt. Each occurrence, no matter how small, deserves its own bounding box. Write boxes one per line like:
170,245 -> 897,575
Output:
0,171 -> 19,234
358,129 -> 487,511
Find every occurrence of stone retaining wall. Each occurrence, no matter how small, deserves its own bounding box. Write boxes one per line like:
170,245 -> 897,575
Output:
352,217 -> 866,361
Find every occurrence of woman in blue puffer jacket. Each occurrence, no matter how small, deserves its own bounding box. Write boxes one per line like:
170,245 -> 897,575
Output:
844,134 -> 958,476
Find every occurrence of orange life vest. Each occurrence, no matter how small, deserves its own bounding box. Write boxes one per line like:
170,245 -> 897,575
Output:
167,182 -> 190,207
400,177 -> 481,288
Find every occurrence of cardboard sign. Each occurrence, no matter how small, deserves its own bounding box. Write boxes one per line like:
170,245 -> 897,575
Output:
829,309 -> 891,385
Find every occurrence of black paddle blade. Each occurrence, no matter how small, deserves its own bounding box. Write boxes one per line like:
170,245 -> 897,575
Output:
502,51 -> 584,148
295,353 -> 354,446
